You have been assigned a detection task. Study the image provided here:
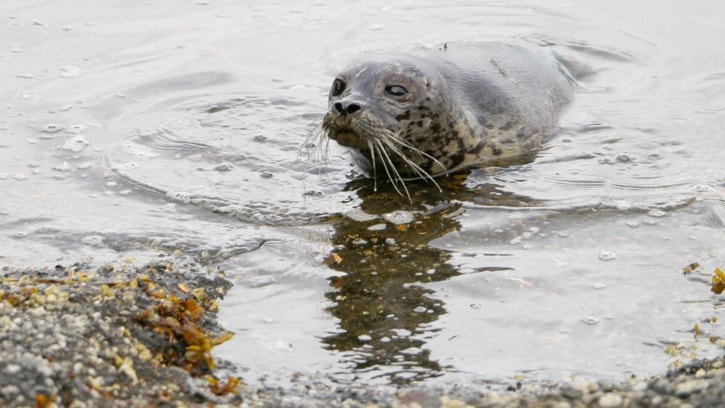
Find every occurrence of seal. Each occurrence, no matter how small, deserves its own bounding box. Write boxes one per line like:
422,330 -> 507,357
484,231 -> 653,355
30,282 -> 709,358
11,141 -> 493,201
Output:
311,41 -> 575,194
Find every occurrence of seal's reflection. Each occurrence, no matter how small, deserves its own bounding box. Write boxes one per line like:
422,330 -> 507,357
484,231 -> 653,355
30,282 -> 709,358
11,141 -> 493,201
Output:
322,181 -> 463,384
320,163 -> 542,384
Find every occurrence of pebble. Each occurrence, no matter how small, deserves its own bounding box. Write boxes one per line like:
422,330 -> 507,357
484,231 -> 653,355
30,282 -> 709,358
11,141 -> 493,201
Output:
598,393 -> 623,407
1,263 -> 723,407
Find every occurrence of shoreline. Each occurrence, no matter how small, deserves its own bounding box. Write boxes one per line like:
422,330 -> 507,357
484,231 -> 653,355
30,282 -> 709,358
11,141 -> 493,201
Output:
1,261 -> 722,407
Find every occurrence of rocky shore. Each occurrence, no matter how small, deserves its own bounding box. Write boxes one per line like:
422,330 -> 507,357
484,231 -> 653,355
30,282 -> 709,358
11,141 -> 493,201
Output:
1,261 -> 722,407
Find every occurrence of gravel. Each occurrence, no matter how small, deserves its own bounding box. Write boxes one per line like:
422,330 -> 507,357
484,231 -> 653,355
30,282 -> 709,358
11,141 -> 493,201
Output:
1,260 -> 723,407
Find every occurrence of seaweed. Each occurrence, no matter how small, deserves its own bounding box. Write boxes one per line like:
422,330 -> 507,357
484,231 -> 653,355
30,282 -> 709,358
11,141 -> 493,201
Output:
712,268 -> 725,294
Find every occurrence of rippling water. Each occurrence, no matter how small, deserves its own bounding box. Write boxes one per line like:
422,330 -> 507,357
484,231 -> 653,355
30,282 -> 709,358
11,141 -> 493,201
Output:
1,0 -> 723,389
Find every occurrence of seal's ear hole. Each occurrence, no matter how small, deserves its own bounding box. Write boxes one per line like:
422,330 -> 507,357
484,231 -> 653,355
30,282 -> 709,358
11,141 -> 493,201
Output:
385,85 -> 408,98
331,79 -> 345,97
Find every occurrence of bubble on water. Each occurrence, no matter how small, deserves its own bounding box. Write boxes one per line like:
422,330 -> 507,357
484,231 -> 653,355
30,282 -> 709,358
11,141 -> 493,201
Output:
123,142 -> 158,158
76,162 -> 92,170
357,334 -> 372,342
58,105 -> 73,112
63,135 -> 88,152
470,303 -> 481,309
53,162 -> 71,172
592,282 -> 607,290
369,23 -> 385,31
615,200 -> 632,211
66,124 -> 86,134
13,174 -> 28,180
20,93 -> 32,99
581,316 -> 600,325
510,235 -> 522,245
598,249 -> 617,261
81,235 -> 104,247
616,154 -> 632,163
691,184 -> 715,193
367,223 -> 386,231
647,209 -> 666,218
0,172 -> 9,180
214,162 -> 234,172
15,73 -> 35,79
61,25 -> 74,31
118,190 -> 131,195
58,65 -> 83,78
552,258 -> 570,267
166,191 -> 192,204
41,124 -> 65,134
627,221 -> 640,228
383,210 -> 414,225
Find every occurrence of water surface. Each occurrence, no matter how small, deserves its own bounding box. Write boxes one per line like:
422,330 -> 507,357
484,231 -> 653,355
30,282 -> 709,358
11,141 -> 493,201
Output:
1,0 -> 723,390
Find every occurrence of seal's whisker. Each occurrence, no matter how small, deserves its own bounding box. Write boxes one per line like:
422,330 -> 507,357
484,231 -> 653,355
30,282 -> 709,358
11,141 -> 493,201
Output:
386,136 -> 446,180
301,125 -> 328,165
375,139 -> 412,202
367,139 -> 378,192
378,134 -> 442,193
379,137 -> 429,180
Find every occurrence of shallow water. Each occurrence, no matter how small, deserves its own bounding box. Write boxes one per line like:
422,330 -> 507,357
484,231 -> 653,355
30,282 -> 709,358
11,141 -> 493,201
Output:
1,0 -> 723,390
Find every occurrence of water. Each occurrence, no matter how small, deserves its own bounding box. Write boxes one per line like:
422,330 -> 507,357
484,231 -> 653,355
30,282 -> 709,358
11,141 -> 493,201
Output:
1,0 -> 723,390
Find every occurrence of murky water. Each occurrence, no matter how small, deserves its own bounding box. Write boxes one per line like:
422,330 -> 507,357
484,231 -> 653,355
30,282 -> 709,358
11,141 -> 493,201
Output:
1,0 -> 723,390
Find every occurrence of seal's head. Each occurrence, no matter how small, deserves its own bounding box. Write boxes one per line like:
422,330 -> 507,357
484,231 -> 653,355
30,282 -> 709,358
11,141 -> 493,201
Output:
321,55 -> 452,184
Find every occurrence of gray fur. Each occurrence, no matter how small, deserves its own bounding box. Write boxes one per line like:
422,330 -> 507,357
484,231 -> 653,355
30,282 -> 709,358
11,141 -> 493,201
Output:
319,41 -> 575,181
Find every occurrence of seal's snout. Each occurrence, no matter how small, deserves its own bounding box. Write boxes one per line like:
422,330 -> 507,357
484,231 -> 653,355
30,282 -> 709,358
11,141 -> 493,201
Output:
333,101 -> 362,116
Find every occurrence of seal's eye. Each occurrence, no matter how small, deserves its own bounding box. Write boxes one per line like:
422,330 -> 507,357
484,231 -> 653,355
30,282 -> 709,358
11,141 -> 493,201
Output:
331,79 -> 345,97
385,85 -> 408,98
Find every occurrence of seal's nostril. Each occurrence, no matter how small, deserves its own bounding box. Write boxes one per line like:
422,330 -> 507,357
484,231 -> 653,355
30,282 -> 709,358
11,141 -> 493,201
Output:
334,101 -> 362,116
346,103 -> 361,114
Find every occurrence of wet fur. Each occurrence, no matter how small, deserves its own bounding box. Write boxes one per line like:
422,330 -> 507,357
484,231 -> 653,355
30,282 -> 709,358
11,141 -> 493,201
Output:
306,41 -> 575,198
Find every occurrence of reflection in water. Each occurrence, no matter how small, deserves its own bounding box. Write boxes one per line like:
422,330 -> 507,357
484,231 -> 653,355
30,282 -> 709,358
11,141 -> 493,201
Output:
321,174 -> 532,384
322,186 -> 461,384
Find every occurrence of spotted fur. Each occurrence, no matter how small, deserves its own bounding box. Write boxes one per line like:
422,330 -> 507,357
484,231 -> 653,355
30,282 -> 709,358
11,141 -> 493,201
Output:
306,41 -> 575,196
